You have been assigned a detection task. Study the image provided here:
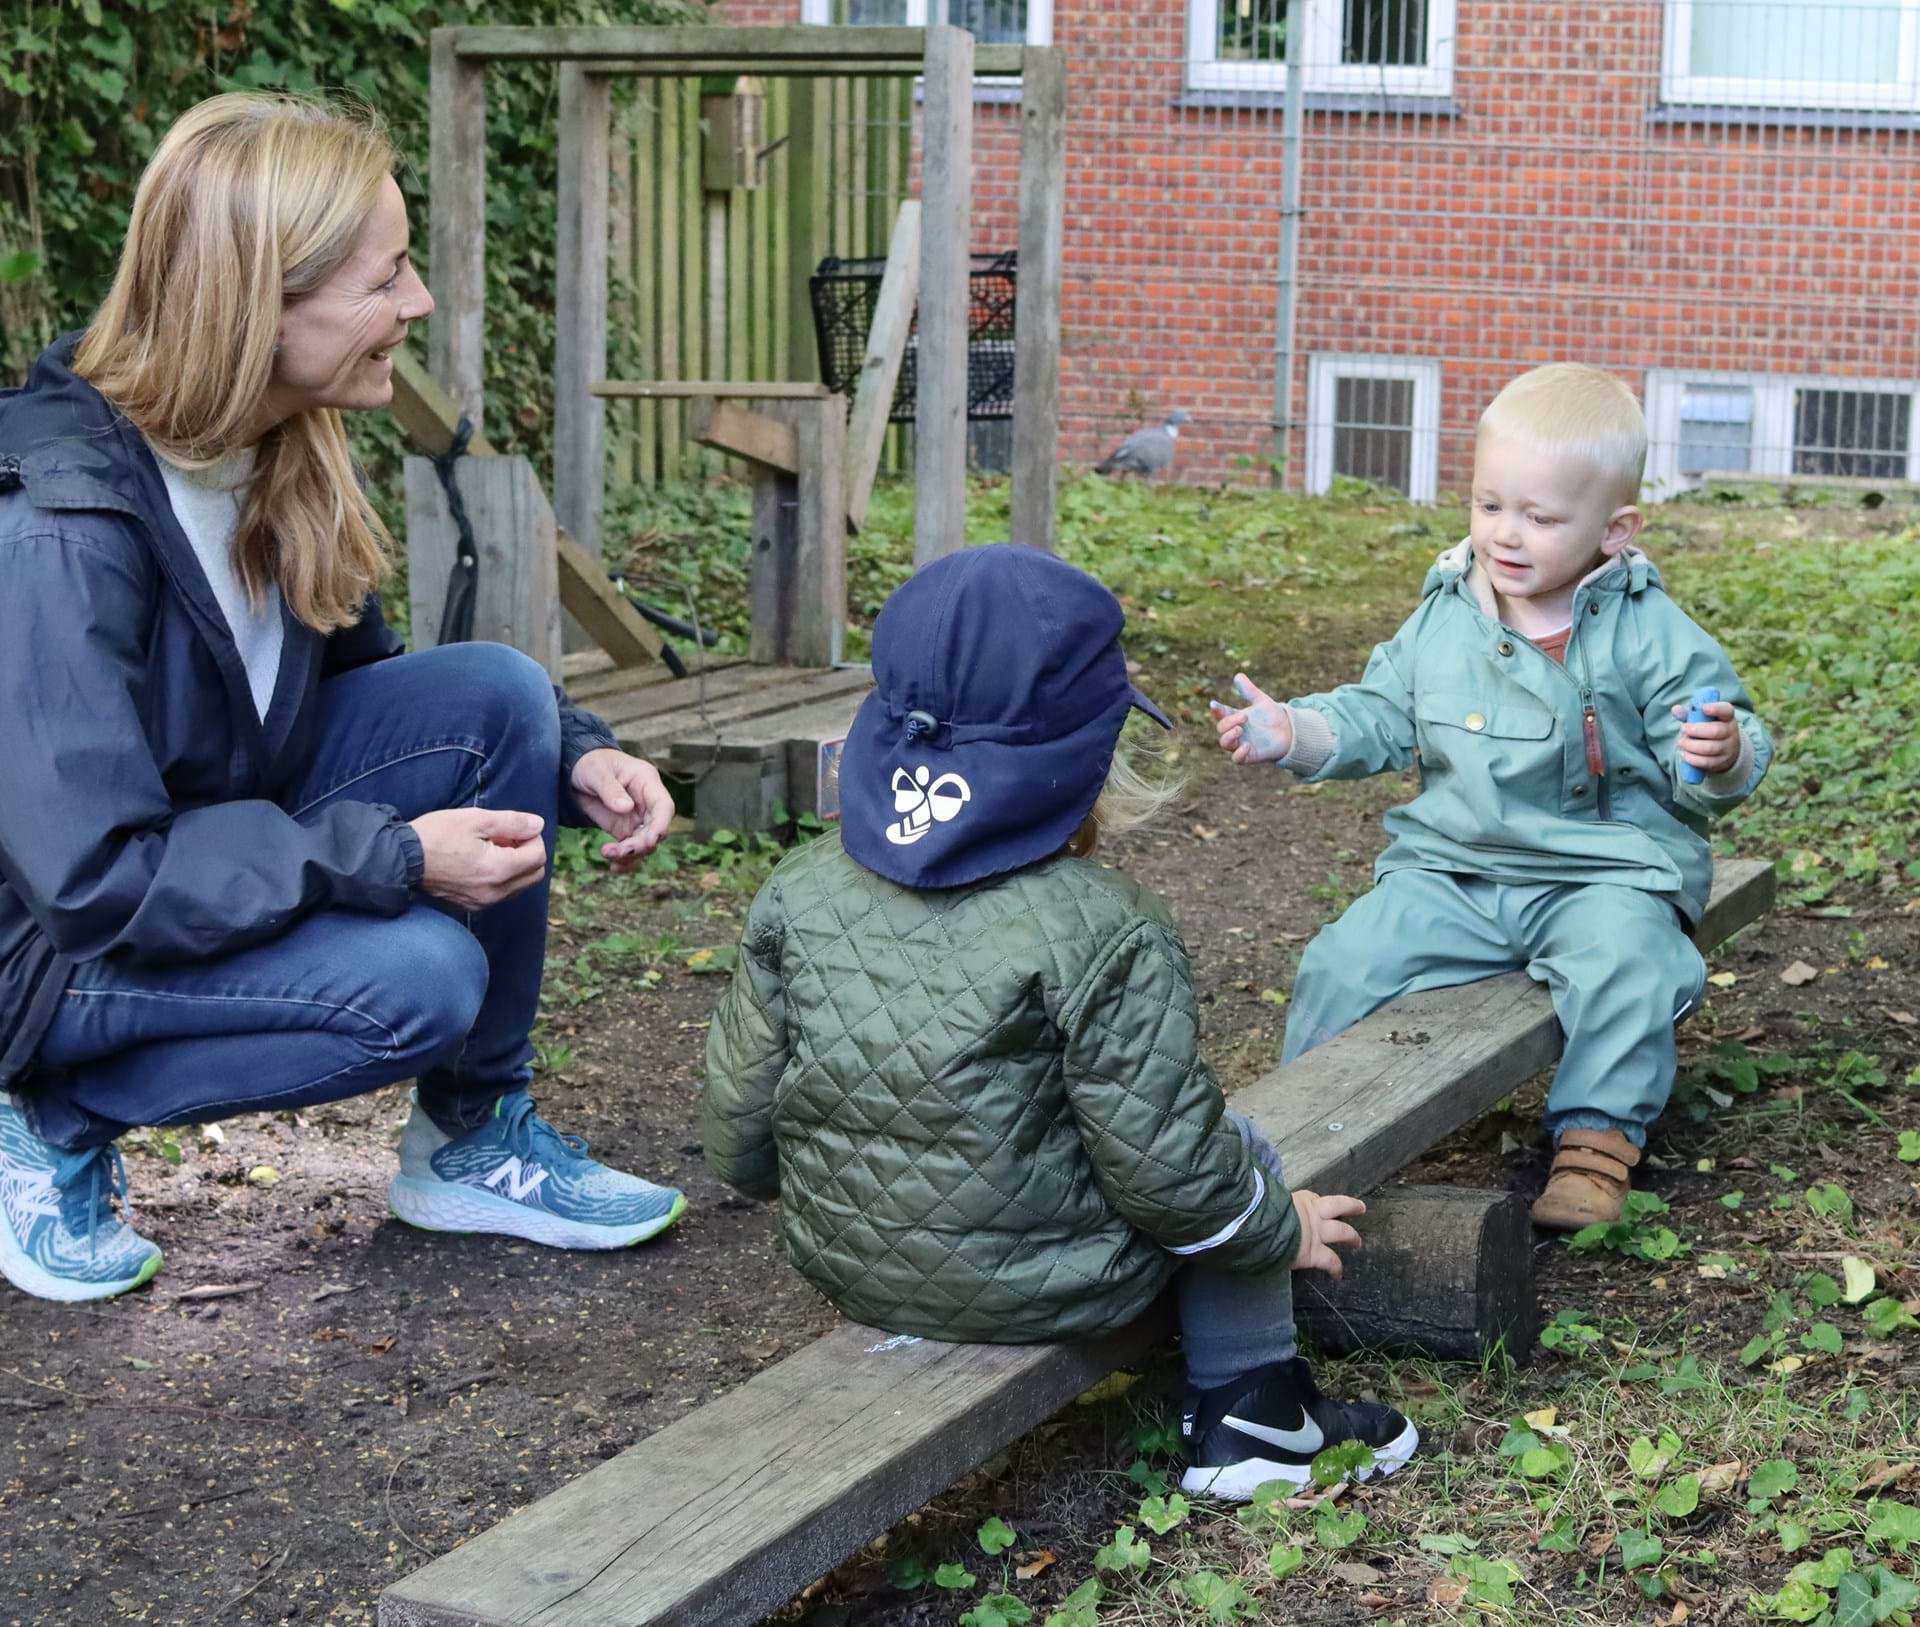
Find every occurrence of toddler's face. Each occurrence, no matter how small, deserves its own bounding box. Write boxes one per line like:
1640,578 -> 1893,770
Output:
1469,431 -> 1637,612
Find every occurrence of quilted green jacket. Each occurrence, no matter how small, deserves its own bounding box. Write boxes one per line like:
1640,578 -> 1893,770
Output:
702,833 -> 1300,1343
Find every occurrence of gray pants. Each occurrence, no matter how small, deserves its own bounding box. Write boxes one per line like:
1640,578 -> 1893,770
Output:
1175,1110 -> 1297,1391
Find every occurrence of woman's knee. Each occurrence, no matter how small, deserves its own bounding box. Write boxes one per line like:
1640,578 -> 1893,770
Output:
423,642 -> 560,756
368,910 -> 489,1064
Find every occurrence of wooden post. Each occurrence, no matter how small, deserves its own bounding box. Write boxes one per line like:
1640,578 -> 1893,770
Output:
1292,1185 -> 1538,1364
1010,46 -> 1066,552
742,398 -> 846,669
844,200 -> 921,531
404,453 -> 562,679
428,32 -> 487,427
555,65 -> 612,562
915,24 -> 974,567
787,78 -> 826,384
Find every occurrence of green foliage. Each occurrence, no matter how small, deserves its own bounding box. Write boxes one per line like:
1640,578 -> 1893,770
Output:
1,0 -> 704,496
1094,1524 -> 1150,1576
1041,1579 -> 1101,1627
1567,1189 -> 1690,1262
976,1515 -> 1018,1556
960,1594 -> 1033,1627
1135,1494 -> 1190,1535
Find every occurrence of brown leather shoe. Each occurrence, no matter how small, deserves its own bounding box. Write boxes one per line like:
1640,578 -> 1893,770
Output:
1530,1130 -> 1642,1231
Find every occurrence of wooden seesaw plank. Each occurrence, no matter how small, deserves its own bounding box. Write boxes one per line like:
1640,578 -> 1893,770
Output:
379,859 -> 1774,1627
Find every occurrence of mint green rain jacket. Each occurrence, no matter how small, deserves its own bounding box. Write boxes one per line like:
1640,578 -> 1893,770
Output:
1280,541 -> 1772,926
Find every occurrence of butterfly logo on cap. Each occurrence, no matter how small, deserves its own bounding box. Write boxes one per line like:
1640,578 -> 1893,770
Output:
885,764 -> 972,846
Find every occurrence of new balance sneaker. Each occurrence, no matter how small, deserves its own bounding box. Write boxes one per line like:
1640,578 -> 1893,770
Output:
388,1088 -> 686,1249
0,1093 -> 163,1302
1180,1356 -> 1419,1501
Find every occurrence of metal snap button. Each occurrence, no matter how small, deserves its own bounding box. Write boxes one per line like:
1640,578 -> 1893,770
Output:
1589,602 -> 1601,615
1497,640 -> 1514,657
1464,712 -> 1487,732
1573,782 -> 1588,796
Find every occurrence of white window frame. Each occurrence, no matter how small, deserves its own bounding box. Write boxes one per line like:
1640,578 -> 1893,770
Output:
1186,0 -> 1456,97
1306,354 -> 1442,501
1644,369 -> 1920,497
1660,0 -> 1920,111
798,0 -> 1053,45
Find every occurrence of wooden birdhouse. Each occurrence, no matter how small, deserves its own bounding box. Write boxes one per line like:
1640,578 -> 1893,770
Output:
702,76 -> 766,192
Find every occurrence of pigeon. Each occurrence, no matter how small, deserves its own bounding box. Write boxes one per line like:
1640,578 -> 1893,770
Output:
1094,409 -> 1191,478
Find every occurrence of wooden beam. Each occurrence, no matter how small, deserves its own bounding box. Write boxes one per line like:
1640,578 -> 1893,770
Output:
688,399 -> 800,476
1010,47 -> 1066,553
553,526 -> 668,670
379,858 -> 1775,1627
390,348 -> 496,458
913,24 -> 974,568
428,31 -> 488,427
444,26 -> 1025,76
554,65 -> 613,564
404,454 -> 561,678
789,393 -> 847,668
844,200 -> 920,532
592,380 -> 833,400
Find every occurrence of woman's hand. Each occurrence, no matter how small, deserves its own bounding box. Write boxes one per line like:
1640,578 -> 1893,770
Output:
570,747 -> 676,873
1670,697 -> 1741,777
1290,1188 -> 1366,1279
409,808 -> 547,910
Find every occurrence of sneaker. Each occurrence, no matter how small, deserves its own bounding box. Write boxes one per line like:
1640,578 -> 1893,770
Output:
0,1093 -> 163,1302
1180,1356 -> 1419,1501
388,1088 -> 685,1249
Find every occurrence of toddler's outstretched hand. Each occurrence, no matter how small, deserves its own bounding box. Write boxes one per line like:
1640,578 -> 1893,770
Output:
1669,697 -> 1740,777
1290,1189 -> 1365,1279
1210,673 -> 1294,764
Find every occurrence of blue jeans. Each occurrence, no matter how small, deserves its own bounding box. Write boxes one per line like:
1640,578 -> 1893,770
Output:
22,644 -> 562,1153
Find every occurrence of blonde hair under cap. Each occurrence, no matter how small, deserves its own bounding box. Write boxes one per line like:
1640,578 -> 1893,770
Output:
74,92 -> 399,633
1477,363 -> 1647,507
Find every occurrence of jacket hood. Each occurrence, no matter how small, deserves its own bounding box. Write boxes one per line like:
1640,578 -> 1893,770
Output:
0,333 -> 174,520
1423,536 -> 1660,614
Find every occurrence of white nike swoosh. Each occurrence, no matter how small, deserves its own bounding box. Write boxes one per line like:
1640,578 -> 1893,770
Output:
1222,1413 -> 1324,1454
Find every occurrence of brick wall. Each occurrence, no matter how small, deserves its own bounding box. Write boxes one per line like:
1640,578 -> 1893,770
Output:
715,0 -> 1920,490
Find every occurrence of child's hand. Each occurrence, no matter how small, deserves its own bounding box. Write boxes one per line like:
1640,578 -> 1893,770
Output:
1210,673 -> 1294,764
1669,697 -> 1740,777
1290,1188 -> 1366,1279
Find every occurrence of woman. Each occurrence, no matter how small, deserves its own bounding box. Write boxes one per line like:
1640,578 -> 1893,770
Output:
0,93 -> 684,1304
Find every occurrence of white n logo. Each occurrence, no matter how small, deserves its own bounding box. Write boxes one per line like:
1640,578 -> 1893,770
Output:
482,1156 -> 548,1203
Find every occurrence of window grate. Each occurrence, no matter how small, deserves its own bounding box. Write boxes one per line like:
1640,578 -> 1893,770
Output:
1792,388 -> 1911,480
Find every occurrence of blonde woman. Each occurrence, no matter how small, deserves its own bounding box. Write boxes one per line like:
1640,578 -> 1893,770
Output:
0,94 -> 684,1304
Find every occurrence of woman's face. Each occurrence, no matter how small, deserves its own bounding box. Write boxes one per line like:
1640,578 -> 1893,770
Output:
266,175 -> 433,424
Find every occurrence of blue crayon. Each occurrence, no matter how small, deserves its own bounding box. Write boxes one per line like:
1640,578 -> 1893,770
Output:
1679,686 -> 1721,784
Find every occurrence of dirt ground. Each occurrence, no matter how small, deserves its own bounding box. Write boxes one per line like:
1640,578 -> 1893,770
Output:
2,766 -> 1915,1624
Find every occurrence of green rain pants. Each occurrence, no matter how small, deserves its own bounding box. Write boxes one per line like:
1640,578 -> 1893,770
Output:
1281,870 -> 1708,1148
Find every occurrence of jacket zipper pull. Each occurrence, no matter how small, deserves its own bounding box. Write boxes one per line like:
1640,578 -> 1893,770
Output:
1582,705 -> 1608,780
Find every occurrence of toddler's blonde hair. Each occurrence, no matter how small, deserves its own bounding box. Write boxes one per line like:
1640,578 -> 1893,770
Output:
1477,363 -> 1647,506
1063,720 -> 1186,860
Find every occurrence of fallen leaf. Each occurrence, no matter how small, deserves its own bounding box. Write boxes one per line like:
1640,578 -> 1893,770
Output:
1768,1354 -> 1806,1376
1191,824 -> 1219,841
1866,956 -> 1889,970
1524,1407 -> 1558,1431
310,1281 -> 367,1304
1780,961 -> 1819,987
1698,1461 -> 1743,1495
1426,1577 -> 1469,1609
246,1165 -> 280,1186
1357,1591 -> 1393,1611
1586,1526 -> 1618,1558
126,1356 -> 156,1371
1707,971 -> 1738,988
200,1123 -> 226,1146
1666,1604 -> 1690,1624
364,1334 -> 397,1356
1697,1262 -> 1728,1280
1842,1257 -> 1878,1304
1885,1009 -> 1917,1027
175,1282 -> 261,1303
1014,1550 -> 1057,1581
1334,1562 -> 1385,1586
1855,1461 -> 1916,1496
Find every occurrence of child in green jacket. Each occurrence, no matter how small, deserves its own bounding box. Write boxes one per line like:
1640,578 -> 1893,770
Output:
1214,364 -> 1772,1229
705,545 -> 1418,1499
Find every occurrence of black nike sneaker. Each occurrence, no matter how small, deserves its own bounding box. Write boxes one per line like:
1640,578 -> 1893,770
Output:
1179,1356 -> 1419,1501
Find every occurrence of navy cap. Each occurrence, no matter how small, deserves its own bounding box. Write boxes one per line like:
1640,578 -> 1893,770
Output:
840,543 -> 1172,889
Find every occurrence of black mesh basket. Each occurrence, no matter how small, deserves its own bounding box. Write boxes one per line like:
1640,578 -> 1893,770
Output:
810,249 -> 1017,423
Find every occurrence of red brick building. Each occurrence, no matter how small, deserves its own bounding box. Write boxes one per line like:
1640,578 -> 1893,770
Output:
721,1 -> 1920,497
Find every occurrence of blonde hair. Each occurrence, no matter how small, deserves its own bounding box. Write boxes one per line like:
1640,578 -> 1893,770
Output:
74,92 -> 398,633
1063,720 -> 1187,861
1477,363 -> 1647,507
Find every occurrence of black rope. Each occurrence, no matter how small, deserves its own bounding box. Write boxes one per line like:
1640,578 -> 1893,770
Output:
433,416 -> 479,646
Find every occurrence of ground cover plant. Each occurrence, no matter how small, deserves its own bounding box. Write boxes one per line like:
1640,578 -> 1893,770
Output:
0,474 -> 1913,1623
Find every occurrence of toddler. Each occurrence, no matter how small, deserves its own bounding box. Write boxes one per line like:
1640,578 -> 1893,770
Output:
1214,364 -> 1772,1228
704,544 -> 1418,1499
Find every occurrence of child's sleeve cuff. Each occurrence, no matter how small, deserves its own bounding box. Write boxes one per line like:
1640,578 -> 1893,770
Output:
1701,729 -> 1756,797
1279,704 -> 1337,777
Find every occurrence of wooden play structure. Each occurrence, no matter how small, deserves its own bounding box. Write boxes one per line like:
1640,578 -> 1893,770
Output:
381,856 -> 1776,1627
400,24 -> 1068,831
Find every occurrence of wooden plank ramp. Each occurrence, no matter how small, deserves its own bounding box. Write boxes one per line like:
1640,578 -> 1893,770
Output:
380,859 -> 1775,1627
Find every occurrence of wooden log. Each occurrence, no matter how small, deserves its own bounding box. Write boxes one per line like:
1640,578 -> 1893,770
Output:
428,32 -> 487,428
688,398 -> 800,475
913,24 -> 974,568
593,380 -> 833,400
381,858 -> 1775,1627
844,200 -> 920,532
404,454 -> 561,678
553,527 -> 667,669
1009,47 -> 1066,553
1292,1186 -> 1537,1364
391,348 -> 496,458
555,65 -> 613,564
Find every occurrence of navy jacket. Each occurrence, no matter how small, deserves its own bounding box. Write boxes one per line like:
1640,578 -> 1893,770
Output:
0,336 -> 616,1087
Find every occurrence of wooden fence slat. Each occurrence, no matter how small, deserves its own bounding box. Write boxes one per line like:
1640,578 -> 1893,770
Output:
657,82 -> 684,479
914,25 -> 975,566
554,65 -> 611,562
787,79 -> 823,384
682,81 -> 706,478
428,32 -> 487,427
635,87 -> 660,486
1010,46 -> 1066,552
